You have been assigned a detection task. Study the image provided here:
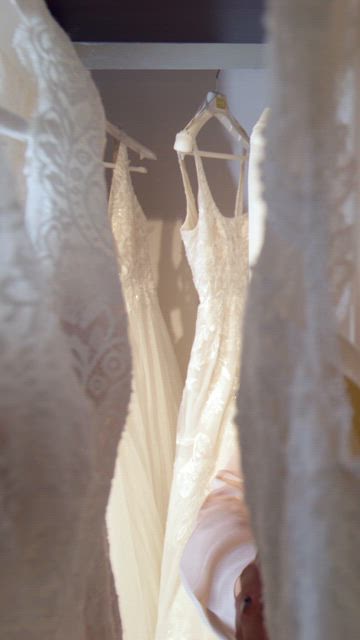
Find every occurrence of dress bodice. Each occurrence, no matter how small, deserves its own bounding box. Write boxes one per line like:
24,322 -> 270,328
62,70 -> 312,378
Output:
107,145 -> 183,640
179,150 -> 248,314
13,0 -> 115,265
109,143 -> 156,305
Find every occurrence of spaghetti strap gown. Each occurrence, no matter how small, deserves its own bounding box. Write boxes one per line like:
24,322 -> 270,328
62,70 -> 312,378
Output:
156,146 -> 249,640
107,143 -> 183,640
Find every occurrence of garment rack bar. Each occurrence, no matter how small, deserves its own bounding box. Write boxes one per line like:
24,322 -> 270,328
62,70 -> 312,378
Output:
181,150 -> 248,161
75,43 -> 268,70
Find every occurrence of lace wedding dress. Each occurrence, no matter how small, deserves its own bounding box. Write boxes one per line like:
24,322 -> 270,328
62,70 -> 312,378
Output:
237,1 -> 360,639
0,139 -> 100,640
1,1 -> 132,637
106,143 -> 182,640
156,148 -> 248,640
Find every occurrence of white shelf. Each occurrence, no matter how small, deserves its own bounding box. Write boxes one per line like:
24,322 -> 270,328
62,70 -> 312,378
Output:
75,42 -> 268,70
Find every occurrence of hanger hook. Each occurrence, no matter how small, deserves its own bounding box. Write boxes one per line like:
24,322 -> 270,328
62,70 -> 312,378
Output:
215,69 -> 221,93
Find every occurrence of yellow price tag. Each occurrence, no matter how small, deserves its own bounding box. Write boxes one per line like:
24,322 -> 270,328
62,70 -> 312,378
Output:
215,95 -> 227,110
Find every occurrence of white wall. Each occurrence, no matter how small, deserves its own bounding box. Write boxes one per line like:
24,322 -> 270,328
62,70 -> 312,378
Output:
93,69 -> 269,378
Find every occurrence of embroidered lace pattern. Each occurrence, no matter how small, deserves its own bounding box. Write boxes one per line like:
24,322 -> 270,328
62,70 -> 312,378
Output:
237,2 -> 360,639
0,139 -> 99,640
6,1 -> 132,637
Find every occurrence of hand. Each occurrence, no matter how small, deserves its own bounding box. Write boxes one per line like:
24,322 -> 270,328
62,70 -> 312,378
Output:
235,560 -> 268,640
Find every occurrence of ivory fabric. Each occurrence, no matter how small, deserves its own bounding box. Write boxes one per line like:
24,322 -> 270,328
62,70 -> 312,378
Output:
0,1 -> 132,637
106,143 -> 182,640
176,119 -> 269,639
237,2 -> 360,640
0,139 -> 98,640
156,147 -> 248,640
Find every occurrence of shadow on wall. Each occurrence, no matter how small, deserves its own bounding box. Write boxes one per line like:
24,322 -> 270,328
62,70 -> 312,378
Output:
156,220 -> 198,381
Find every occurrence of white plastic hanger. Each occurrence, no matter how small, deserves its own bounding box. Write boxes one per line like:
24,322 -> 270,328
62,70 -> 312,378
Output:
103,161 -> 148,174
174,91 -> 249,161
106,121 -> 157,161
0,106 -> 29,142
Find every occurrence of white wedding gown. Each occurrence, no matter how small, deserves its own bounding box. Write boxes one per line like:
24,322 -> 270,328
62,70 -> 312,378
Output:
0,139 -> 100,640
237,1 -> 360,640
0,1 -> 131,637
156,148 -> 248,640
107,143 -> 183,640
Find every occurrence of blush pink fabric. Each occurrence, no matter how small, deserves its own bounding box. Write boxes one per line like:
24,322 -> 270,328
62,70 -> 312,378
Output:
180,466 -> 256,640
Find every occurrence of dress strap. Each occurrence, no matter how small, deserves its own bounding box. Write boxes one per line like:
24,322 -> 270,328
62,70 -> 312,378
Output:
177,152 -> 199,231
234,152 -> 248,218
192,143 -> 216,205
178,144 -> 248,227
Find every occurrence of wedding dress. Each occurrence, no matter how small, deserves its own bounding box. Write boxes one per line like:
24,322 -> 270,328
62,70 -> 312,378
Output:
156,147 -> 248,640
169,113 -> 273,640
2,1 -> 131,637
237,1 -> 360,640
106,143 -> 182,640
0,138 -> 98,640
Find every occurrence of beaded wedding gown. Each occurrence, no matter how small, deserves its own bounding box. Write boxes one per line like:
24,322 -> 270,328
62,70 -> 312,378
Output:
0,1 -> 131,637
156,148 -> 248,640
106,143 -> 183,640
237,1 -> 360,640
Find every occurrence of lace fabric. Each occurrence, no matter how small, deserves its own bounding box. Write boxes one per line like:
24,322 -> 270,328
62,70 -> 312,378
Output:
108,144 -> 157,303
237,2 -> 360,639
0,140 -> 98,640
106,144 -> 183,639
156,149 -> 249,640
3,1 -> 132,637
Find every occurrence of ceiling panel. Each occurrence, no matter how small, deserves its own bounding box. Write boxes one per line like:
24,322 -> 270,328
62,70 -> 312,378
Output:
46,0 -> 265,43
